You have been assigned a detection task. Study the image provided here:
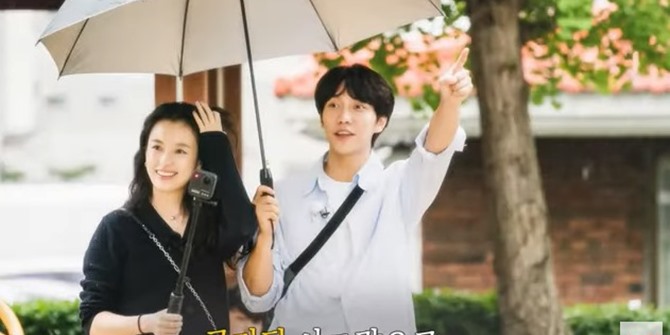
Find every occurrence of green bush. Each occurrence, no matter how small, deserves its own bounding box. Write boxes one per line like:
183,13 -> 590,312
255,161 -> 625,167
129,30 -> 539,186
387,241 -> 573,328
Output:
413,290 -> 669,335
414,289 -> 499,335
0,300 -> 81,335
566,304 -> 669,335
2,293 -> 669,335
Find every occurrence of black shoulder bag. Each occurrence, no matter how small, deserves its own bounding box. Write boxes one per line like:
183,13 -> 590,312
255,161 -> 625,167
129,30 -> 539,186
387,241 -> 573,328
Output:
262,185 -> 364,329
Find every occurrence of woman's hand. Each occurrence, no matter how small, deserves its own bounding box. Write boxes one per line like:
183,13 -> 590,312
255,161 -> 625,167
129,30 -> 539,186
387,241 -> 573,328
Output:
143,309 -> 182,335
193,101 -> 224,133
253,185 -> 279,238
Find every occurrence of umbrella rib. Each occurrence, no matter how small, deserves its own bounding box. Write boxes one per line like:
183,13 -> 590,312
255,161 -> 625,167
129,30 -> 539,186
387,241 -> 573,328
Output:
425,0 -> 444,16
178,0 -> 192,78
59,19 -> 89,77
307,0 -> 338,50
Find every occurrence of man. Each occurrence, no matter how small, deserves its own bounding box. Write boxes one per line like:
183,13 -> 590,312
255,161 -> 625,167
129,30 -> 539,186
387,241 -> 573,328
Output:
240,48 -> 472,334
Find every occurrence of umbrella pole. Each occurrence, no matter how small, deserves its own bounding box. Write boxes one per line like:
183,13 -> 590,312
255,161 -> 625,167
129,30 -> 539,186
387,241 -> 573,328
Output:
240,0 -> 275,249
239,0 -> 273,189
176,76 -> 184,102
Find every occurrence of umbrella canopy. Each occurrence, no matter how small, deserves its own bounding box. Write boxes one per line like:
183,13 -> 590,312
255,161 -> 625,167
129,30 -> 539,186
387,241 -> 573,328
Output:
38,0 -> 443,77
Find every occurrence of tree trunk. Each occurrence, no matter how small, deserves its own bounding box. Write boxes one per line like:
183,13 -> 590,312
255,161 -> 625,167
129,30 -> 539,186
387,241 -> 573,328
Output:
466,1 -> 567,335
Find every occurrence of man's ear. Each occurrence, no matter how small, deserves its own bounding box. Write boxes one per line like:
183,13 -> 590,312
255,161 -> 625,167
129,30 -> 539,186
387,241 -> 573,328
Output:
374,116 -> 388,133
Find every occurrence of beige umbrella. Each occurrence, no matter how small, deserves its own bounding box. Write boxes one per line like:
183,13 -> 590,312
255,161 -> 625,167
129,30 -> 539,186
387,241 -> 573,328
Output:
38,0 -> 442,77
38,0 -> 443,184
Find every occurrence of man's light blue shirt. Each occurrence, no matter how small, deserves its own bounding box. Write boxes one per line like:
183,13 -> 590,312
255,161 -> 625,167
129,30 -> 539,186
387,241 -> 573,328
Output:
238,125 -> 466,334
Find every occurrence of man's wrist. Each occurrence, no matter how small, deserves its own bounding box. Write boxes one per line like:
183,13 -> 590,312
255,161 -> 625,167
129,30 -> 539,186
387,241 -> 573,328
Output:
438,96 -> 462,109
256,231 -> 274,249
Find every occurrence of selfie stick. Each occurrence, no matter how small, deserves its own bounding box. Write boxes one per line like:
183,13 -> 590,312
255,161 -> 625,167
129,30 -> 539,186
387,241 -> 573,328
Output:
167,171 -> 218,314
166,198 -> 202,313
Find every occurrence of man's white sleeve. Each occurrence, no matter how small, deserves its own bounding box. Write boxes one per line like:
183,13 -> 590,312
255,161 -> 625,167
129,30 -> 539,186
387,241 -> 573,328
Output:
236,228 -> 286,313
398,124 -> 466,227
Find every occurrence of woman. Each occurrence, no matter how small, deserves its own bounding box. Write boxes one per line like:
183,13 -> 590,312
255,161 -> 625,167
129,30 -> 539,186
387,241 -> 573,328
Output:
79,101 -> 257,335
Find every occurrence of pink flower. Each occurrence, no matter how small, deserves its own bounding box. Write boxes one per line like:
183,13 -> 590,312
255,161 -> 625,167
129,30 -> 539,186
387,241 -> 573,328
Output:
592,0 -> 619,22
274,78 -> 291,97
321,52 -> 340,61
404,36 -> 426,53
368,38 -> 382,51
291,76 -> 318,98
427,37 -> 460,53
386,54 -> 400,65
607,28 -> 623,41
396,48 -> 409,58
395,70 -> 424,98
580,47 -> 599,64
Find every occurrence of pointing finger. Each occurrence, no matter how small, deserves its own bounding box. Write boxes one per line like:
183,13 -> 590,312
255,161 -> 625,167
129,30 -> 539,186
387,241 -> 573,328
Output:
450,47 -> 470,72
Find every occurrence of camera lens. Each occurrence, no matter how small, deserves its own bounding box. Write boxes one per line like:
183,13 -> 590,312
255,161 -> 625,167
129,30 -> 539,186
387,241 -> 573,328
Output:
203,176 -> 211,185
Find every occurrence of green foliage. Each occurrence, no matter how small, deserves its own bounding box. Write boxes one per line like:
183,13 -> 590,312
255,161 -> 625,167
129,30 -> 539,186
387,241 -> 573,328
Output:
414,290 -> 669,335
3,295 -> 670,335
315,0 -> 670,110
414,289 -> 499,335
607,0 -> 670,72
368,36 -> 409,92
0,299 -> 81,335
555,0 -> 593,39
0,165 -> 25,182
546,0 -> 670,95
519,0 -> 559,42
566,304 -> 670,335
49,164 -> 96,181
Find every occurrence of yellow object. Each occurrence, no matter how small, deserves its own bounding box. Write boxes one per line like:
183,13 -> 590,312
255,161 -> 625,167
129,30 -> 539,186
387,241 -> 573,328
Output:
0,299 -> 23,335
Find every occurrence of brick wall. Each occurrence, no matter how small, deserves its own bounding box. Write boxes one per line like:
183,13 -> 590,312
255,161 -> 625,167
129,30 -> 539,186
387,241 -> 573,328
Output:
422,138 -> 670,305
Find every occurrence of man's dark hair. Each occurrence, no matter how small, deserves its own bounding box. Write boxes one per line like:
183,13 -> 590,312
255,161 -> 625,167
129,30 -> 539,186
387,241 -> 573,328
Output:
314,64 -> 395,145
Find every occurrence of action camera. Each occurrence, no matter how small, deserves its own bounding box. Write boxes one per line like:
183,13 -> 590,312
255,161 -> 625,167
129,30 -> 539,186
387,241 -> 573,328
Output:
187,169 -> 218,201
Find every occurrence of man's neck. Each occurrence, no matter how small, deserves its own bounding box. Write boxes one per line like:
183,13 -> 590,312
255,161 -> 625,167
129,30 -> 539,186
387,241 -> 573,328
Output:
324,150 -> 370,182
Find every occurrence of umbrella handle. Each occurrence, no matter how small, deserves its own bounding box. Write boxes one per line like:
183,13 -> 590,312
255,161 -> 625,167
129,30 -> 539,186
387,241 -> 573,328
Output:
260,168 -> 276,249
260,168 -> 273,189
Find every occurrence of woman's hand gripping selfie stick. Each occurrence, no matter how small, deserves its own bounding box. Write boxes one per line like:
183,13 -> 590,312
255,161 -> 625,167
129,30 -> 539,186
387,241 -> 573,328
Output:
167,170 -> 218,314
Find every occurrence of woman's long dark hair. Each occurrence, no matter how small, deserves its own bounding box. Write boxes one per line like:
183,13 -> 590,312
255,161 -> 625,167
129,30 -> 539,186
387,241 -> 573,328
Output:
125,102 -> 238,256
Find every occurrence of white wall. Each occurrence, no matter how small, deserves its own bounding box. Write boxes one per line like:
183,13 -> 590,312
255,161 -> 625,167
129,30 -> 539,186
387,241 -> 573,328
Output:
0,11 -> 38,137
0,10 -> 154,183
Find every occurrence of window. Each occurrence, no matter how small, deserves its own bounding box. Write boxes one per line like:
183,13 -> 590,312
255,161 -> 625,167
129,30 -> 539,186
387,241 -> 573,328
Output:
657,157 -> 670,306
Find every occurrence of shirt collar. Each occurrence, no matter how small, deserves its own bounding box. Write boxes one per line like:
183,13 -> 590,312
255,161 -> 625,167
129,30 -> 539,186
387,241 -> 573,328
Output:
301,152 -> 384,196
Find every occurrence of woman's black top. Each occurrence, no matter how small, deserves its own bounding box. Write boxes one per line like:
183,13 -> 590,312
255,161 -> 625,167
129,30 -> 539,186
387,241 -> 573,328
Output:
79,132 -> 257,335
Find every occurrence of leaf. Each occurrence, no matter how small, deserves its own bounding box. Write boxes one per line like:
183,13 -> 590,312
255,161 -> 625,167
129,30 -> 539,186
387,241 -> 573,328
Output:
557,17 -> 592,31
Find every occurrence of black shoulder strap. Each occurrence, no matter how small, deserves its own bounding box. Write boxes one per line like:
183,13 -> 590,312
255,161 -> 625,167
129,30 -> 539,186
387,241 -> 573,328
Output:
280,185 -> 364,299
